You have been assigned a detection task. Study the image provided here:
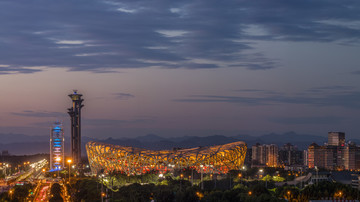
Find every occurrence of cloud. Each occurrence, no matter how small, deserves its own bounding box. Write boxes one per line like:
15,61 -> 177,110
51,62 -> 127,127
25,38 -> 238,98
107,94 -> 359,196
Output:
0,66 -> 42,74
269,116 -> 345,125
351,70 -> 360,75
0,0 -> 358,73
175,86 -> 360,109
11,110 -> 67,118
234,89 -> 280,95
175,95 -> 266,105
306,85 -> 355,92
114,93 -> 135,100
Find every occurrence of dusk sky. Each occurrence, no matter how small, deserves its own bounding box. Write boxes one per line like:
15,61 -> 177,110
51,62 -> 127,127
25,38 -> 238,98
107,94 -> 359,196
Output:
1,0 -> 360,139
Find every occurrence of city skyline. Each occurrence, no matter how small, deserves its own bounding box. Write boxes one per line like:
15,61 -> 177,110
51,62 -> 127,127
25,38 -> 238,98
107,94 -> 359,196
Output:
1,1 -> 360,139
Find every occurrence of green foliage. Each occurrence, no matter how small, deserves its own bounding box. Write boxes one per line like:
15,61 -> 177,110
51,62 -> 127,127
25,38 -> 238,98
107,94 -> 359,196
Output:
233,183 -> 248,191
154,185 -> 175,202
300,181 -> 359,200
50,183 -> 62,196
72,178 -> 101,201
101,172 -> 160,191
49,183 -> 63,202
250,184 -> 270,196
12,184 -> 34,201
261,174 -> 285,182
68,173 -> 360,202
0,192 -> 10,201
159,179 -> 169,185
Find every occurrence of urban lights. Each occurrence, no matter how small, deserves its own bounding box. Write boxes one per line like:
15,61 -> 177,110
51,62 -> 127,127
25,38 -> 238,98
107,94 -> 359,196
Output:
259,169 -> 264,178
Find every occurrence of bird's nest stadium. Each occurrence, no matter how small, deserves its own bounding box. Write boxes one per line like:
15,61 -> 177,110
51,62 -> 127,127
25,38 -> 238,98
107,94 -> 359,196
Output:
86,141 -> 247,175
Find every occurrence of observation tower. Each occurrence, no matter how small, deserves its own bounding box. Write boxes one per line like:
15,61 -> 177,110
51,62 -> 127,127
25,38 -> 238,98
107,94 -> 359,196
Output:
68,90 -> 84,165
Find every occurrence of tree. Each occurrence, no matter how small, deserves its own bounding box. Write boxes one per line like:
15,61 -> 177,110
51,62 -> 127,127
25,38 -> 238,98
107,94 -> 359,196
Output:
50,183 -> 63,202
13,184 -> 34,201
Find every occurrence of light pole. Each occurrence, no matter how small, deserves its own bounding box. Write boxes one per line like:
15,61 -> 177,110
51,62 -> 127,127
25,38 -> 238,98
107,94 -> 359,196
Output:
191,168 -> 194,186
101,174 -> 105,202
200,165 -> 204,190
287,190 -> 291,201
315,166 -> 318,185
238,173 -> 242,185
180,173 -> 184,191
259,169 -> 263,178
229,172 -> 232,189
67,159 -> 72,183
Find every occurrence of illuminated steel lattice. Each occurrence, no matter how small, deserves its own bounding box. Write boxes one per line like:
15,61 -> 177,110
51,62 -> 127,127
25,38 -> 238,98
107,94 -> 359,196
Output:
86,141 -> 247,175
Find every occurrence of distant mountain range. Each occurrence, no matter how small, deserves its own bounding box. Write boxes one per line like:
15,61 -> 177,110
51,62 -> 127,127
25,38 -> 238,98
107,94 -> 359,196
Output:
0,131 -> 357,155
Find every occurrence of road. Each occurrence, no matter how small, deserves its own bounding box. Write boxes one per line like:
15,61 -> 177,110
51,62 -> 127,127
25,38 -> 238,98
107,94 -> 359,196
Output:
33,182 -> 50,202
1,159 -> 72,201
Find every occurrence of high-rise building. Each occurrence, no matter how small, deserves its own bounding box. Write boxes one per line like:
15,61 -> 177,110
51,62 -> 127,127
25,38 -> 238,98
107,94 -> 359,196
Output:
279,143 -> 303,166
252,143 -> 278,167
252,143 -> 266,166
308,143 -> 321,169
344,143 -> 357,170
266,144 -> 278,167
328,132 -> 345,146
303,150 -> 308,167
308,132 -> 360,170
50,122 -> 65,171
68,90 -> 84,165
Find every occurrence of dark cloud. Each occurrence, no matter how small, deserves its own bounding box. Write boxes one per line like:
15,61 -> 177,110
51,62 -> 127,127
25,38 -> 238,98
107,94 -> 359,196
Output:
0,0 -> 359,73
269,116 -> 345,125
305,86 -> 356,94
175,86 -> 360,109
351,70 -> 360,75
174,95 -> 266,106
11,110 -> 67,118
234,89 -> 280,95
114,93 -> 135,100
0,66 -> 42,74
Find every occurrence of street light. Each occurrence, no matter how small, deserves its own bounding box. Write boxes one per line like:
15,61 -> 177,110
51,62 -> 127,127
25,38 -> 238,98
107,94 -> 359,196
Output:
200,165 -> 204,190
180,173 -> 184,191
67,159 -> 72,183
315,166 -> 319,185
101,174 -> 105,202
9,190 -> 13,200
287,190 -> 291,201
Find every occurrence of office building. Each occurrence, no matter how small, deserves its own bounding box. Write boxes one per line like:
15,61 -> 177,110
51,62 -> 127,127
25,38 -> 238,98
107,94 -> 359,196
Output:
328,132 -> 345,146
